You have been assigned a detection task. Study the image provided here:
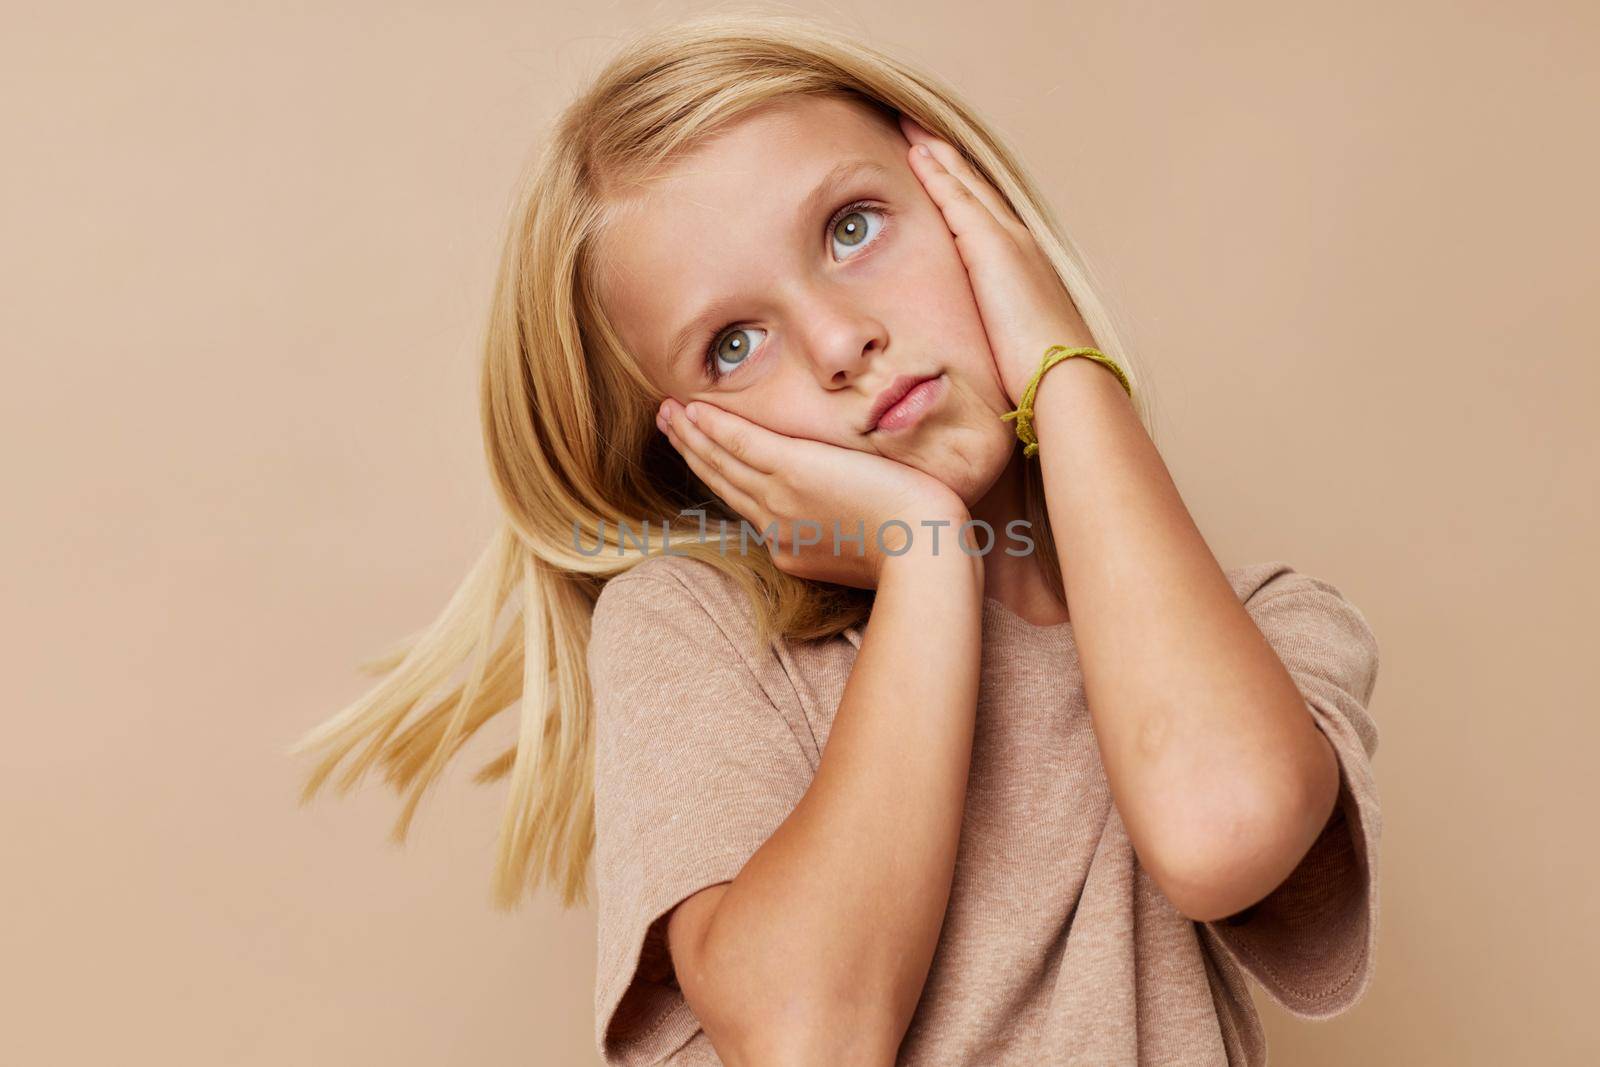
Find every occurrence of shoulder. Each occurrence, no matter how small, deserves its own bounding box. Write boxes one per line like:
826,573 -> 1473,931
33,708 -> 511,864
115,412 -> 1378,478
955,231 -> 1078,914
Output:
1223,559 -> 1350,607
586,554 -> 824,776
1223,559 -> 1374,630
595,552 -> 752,618
1224,559 -> 1381,702
1223,561 -> 1376,649
590,553 -> 767,660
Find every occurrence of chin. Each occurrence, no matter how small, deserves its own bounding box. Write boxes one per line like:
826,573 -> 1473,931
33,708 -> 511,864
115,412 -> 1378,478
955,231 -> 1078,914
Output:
916,431 -> 1015,505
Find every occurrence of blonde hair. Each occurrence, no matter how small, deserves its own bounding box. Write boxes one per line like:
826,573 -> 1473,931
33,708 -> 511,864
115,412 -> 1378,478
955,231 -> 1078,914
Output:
288,9 -> 1158,912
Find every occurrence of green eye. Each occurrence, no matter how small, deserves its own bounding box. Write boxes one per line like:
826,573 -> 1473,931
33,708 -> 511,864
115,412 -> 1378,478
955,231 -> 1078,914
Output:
704,326 -> 768,381
833,210 -> 868,246
715,329 -> 754,365
829,203 -> 885,259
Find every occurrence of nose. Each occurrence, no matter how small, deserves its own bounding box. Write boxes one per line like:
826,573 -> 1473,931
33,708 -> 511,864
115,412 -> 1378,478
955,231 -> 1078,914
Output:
794,291 -> 888,387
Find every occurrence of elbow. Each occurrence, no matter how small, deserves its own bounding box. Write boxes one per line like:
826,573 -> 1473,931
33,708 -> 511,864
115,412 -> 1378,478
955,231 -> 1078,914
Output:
688,940 -> 902,1066
1157,843 -> 1276,924
1152,743 -> 1341,923
738,1010 -> 900,1067
715,991 -> 901,1067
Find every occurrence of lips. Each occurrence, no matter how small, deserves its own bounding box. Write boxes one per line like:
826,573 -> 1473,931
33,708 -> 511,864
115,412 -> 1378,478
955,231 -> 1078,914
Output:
865,373 -> 940,433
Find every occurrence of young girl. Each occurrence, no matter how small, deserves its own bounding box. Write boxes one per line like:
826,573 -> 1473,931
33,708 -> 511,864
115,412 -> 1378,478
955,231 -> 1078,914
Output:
292,13 -> 1382,1065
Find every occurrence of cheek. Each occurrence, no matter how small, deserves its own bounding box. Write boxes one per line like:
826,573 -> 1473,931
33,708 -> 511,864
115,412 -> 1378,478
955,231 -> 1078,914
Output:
883,229 -> 980,331
725,392 -> 851,446
879,228 -> 998,388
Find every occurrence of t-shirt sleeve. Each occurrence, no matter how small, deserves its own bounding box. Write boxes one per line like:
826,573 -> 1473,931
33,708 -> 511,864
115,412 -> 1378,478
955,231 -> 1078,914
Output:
1200,563 -> 1383,1019
587,564 -> 818,1066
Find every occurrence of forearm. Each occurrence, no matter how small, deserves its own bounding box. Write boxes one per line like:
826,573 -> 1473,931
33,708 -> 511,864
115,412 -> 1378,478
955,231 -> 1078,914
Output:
1032,357 -> 1340,921
698,536 -> 984,1060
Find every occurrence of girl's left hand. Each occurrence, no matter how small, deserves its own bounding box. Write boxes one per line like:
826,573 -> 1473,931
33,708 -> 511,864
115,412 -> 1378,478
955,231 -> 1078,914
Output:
898,114 -> 1097,409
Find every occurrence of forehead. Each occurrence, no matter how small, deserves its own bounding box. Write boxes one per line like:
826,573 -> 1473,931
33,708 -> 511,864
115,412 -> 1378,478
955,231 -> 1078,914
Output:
595,95 -> 900,372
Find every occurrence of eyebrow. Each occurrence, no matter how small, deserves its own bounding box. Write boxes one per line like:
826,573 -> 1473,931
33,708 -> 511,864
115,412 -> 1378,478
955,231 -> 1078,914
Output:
663,158 -> 890,375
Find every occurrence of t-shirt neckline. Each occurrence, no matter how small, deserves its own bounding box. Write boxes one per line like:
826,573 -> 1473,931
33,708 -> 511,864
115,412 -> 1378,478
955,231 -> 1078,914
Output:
982,595 -> 1076,640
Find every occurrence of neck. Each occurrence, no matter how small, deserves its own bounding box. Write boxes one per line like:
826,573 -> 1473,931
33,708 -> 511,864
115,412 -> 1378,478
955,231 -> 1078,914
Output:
967,447 -> 1071,626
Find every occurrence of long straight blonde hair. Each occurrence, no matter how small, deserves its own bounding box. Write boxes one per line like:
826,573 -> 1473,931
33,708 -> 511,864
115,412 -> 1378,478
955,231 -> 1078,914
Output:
288,9 -> 1157,911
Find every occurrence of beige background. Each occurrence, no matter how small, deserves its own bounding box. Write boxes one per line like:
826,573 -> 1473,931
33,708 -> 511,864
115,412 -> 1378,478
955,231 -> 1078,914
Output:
3,1 -> 1595,1063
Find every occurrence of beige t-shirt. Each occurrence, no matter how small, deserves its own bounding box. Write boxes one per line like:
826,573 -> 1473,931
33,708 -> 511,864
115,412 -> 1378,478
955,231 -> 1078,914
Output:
588,552 -> 1381,1065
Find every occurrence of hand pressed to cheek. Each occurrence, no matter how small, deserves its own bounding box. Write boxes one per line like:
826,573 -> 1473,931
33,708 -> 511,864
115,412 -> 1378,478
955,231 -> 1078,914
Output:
648,393 -> 974,589
898,116 -> 1098,408
658,397 -> 774,527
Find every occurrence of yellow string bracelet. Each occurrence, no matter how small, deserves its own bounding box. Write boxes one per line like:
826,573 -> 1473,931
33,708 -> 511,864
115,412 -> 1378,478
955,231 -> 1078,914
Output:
1000,345 -> 1132,458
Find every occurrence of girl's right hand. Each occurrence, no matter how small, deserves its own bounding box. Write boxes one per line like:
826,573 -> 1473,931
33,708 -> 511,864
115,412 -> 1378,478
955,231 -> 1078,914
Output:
657,396 -> 971,590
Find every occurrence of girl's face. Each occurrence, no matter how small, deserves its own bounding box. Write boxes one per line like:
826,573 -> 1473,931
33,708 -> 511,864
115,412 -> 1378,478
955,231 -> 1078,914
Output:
596,94 -> 1017,505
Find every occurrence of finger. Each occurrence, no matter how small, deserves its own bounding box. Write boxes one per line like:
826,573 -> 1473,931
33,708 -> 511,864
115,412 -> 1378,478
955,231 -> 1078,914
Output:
664,400 -> 770,497
659,413 -> 767,525
680,400 -> 784,475
900,119 -> 1028,237
908,143 -> 1017,256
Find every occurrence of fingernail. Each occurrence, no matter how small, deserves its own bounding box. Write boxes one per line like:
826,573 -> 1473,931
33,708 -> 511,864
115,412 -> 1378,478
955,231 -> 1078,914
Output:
684,402 -> 700,423
916,144 -> 930,157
